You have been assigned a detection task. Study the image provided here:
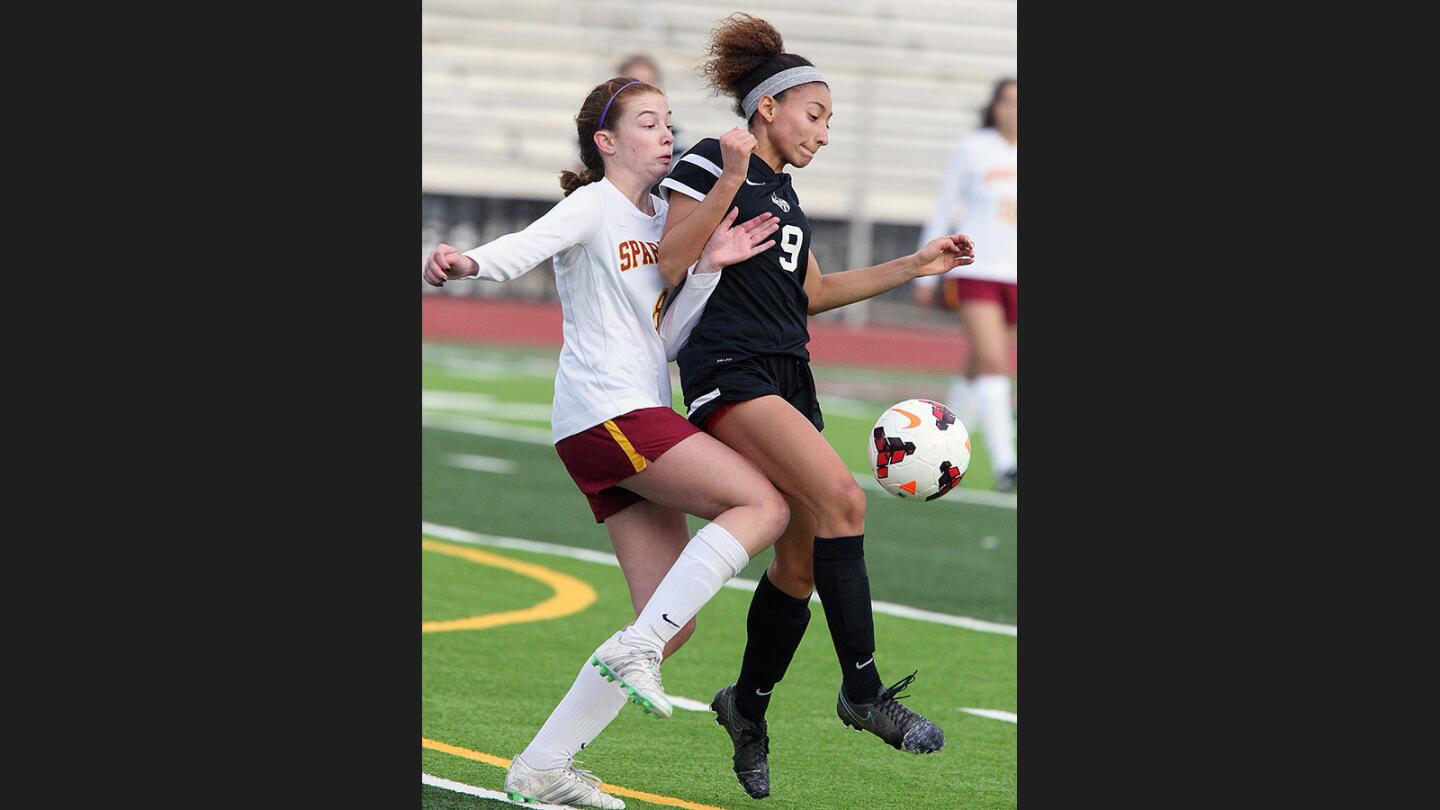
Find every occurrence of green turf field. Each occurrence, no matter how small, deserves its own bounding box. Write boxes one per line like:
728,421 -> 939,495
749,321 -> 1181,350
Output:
422,340 -> 1017,809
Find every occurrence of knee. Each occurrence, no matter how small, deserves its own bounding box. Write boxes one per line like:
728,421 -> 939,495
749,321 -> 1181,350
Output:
756,488 -> 791,542
816,476 -> 866,533
663,617 -> 697,658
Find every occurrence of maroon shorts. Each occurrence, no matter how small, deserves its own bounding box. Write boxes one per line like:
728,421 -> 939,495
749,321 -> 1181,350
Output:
554,406 -> 700,523
945,278 -> 1018,325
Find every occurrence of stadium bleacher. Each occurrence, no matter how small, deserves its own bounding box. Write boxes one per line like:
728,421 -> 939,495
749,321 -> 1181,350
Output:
423,0 -> 1015,222
422,0 -> 1015,322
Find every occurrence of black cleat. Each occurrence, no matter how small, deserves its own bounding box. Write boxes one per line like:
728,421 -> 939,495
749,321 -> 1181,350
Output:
836,671 -> 946,754
711,684 -> 771,799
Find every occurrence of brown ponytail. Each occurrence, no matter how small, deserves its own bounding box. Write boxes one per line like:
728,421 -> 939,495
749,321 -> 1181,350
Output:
559,167 -> 604,196
700,13 -> 814,120
558,77 -> 661,195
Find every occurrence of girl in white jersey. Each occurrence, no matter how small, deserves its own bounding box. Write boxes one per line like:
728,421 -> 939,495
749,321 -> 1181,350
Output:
915,78 -> 1018,492
423,77 -> 786,810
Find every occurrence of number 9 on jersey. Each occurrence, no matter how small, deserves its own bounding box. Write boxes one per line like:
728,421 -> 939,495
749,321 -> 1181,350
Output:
778,224 -> 803,272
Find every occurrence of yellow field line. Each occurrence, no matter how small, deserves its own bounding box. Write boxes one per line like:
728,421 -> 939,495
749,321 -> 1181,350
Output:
421,737 -> 730,810
421,538 -> 597,633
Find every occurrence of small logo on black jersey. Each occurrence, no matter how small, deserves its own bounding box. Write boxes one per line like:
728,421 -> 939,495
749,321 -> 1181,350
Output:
770,192 -> 790,213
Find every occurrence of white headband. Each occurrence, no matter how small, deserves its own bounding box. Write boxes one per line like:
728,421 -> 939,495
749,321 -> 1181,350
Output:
741,66 -> 826,119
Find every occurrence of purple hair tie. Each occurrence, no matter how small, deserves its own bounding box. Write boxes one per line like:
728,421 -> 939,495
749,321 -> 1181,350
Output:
597,80 -> 642,130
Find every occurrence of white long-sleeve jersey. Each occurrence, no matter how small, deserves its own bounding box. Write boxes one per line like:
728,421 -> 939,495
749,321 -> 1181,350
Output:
917,128 -> 1017,284
456,177 -> 718,442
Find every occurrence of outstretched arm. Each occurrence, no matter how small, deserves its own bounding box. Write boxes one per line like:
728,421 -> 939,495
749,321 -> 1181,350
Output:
804,235 -> 976,315
422,192 -> 601,287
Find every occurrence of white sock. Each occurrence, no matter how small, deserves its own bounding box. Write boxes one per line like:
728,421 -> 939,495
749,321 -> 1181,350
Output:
618,523 -> 751,654
518,656 -> 627,770
975,374 -> 1016,473
945,375 -> 979,433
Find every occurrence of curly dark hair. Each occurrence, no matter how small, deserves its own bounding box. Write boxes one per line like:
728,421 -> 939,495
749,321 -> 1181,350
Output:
700,13 -> 816,120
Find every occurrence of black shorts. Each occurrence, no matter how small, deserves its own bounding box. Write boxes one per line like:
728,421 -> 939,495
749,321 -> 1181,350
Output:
682,354 -> 824,433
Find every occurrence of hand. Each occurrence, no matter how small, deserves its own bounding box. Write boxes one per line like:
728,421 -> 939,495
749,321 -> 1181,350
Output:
423,243 -> 478,287
718,127 -> 758,180
698,208 -> 779,273
912,234 -> 975,278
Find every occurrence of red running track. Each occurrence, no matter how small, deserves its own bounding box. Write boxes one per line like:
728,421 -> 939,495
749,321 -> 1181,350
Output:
422,295 -> 991,374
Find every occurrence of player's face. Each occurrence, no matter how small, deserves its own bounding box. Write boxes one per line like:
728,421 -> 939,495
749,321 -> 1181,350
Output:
610,92 -> 675,183
770,83 -> 832,169
993,83 -> 1017,135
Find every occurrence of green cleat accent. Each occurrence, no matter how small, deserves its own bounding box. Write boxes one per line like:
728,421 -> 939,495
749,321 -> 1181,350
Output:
589,630 -> 673,718
504,753 -> 626,809
592,657 -> 668,718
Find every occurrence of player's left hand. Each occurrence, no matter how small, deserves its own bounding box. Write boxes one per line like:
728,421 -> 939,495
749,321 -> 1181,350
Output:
912,234 -> 975,278
697,208 -> 779,273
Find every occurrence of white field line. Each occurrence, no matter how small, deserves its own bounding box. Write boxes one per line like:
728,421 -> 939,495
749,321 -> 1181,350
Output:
422,346 -> 558,377
424,522 -> 623,568
422,773 -> 568,808
444,453 -> 516,474
961,707 -> 1017,723
420,521 -> 1016,637
423,391 -> 553,421
668,696 -> 713,713
811,395 -> 888,419
423,415 -> 554,445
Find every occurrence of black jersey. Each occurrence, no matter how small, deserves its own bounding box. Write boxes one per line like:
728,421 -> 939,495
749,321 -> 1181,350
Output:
660,138 -> 814,385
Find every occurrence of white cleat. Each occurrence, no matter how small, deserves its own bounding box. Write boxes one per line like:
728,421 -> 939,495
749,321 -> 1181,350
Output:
504,754 -> 625,809
589,630 -> 672,718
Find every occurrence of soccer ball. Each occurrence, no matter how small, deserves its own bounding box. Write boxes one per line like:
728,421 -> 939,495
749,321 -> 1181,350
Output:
868,398 -> 971,501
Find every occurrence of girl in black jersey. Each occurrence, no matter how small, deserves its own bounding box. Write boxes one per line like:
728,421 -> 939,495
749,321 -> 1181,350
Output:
652,13 -> 977,800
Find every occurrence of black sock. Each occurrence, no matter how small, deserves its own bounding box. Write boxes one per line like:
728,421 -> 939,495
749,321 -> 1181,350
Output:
734,570 -> 811,722
813,534 -> 883,703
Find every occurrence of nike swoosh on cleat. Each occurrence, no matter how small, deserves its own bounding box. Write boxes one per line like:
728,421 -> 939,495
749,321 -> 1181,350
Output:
662,613 -> 680,628
756,687 -> 774,696
855,657 -> 875,670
